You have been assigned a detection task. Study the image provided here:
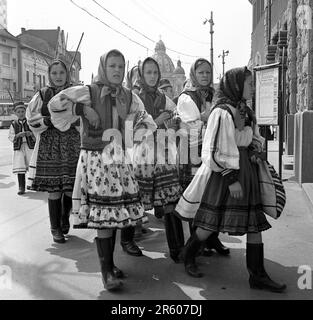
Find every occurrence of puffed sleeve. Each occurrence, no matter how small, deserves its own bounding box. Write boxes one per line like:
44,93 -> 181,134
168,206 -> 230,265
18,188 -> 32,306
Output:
48,86 -> 91,132
26,92 -> 50,134
201,107 -> 240,185
8,122 -> 15,143
177,93 -> 201,123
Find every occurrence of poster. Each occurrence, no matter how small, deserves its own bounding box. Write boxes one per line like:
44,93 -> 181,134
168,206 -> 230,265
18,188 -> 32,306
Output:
255,66 -> 279,125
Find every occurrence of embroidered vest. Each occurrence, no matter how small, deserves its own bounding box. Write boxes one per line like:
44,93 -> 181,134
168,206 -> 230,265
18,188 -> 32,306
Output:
12,119 -> 36,150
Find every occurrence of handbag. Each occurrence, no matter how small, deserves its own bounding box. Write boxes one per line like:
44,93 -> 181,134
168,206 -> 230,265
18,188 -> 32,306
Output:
257,160 -> 286,219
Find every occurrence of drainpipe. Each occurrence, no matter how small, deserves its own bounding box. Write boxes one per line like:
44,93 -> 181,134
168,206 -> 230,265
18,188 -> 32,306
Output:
290,0 -> 297,114
308,0 -> 313,110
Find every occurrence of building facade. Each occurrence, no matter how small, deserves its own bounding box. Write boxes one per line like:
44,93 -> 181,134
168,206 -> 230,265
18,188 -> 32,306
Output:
0,26 -> 81,104
249,0 -> 313,184
0,29 -> 19,102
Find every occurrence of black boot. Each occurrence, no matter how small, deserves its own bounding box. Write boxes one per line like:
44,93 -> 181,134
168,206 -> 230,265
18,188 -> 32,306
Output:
164,213 -> 185,263
95,237 -> 122,291
61,194 -> 71,235
121,226 -> 142,256
246,243 -> 286,293
205,232 -> 230,256
181,232 -> 203,278
17,174 -> 25,195
111,230 -> 125,279
48,199 -> 65,244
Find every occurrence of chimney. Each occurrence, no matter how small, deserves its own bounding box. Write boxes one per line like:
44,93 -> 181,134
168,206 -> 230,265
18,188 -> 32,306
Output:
21,27 -> 25,33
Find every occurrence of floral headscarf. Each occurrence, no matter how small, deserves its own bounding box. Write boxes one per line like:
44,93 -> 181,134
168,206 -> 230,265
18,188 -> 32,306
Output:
187,58 -> 214,103
93,50 -> 132,121
137,57 -> 166,119
126,65 -> 141,93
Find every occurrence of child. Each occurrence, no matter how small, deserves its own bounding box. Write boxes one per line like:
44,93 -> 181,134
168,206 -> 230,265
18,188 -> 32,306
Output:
8,102 -> 35,195
47,49 -> 156,291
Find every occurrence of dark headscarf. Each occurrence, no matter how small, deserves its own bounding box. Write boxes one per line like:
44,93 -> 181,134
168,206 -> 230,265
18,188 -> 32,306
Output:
138,57 -> 166,119
214,66 -> 256,124
48,59 -> 71,93
187,58 -> 214,103
93,49 -> 132,128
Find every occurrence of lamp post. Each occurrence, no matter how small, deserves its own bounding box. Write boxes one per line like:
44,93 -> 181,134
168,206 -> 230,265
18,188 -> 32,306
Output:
218,50 -> 229,77
203,11 -> 214,81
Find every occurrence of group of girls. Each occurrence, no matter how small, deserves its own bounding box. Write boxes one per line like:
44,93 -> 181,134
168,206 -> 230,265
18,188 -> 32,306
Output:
25,48 -> 286,294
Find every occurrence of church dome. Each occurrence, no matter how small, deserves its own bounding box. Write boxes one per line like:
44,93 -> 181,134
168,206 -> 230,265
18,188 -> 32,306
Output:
173,60 -> 185,75
152,39 -> 175,76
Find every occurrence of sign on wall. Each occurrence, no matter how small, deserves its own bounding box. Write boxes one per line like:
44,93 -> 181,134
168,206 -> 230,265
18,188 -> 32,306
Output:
255,65 -> 279,125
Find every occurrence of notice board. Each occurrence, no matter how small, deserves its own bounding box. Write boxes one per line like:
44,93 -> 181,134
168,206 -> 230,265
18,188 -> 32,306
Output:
255,65 -> 279,125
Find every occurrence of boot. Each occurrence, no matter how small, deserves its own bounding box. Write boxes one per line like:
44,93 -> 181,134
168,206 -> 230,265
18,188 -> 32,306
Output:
121,226 -> 142,256
61,194 -> 71,235
205,232 -> 230,255
17,174 -> 25,195
181,232 -> 203,278
111,230 -> 125,279
246,243 -> 286,293
48,199 -> 65,244
95,237 -> 122,291
164,213 -> 185,263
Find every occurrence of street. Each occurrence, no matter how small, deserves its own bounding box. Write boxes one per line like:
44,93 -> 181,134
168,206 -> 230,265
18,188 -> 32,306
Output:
0,128 -> 313,300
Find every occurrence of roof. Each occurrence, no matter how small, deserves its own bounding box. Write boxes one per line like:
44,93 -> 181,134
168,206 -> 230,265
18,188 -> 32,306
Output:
17,33 -> 54,57
19,29 -> 59,49
0,28 -> 18,41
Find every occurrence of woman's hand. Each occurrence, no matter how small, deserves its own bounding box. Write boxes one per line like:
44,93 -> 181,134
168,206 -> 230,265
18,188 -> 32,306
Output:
154,112 -> 171,126
229,181 -> 243,200
84,106 -> 100,128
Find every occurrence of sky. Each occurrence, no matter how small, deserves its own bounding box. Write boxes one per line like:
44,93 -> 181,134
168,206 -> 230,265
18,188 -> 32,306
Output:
7,0 -> 252,84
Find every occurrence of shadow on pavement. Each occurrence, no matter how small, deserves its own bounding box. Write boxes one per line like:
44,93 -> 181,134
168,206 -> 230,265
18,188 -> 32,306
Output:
0,255 -> 72,300
45,235 -> 99,274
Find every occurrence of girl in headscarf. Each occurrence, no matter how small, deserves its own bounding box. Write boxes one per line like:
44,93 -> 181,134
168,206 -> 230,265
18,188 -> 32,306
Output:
26,59 -> 80,244
179,67 -> 286,293
175,58 -> 230,257
133,57 -> 184,263
47,50 -> 156,291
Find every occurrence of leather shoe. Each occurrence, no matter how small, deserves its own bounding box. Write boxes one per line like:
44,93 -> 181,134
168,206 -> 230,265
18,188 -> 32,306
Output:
206,235 -> 230,256
121,241 -> 143,256
185,263 -> 203,278
112,265 -> 125,279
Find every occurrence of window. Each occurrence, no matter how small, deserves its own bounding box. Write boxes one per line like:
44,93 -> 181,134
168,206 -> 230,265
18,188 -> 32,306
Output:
13,58 -> 17,68
26,71 -> 30,83
43,75 -> 46,87
2,52 -> 10,66
38,75 -> 42,88
2,79 -> 11,90
13,82 -> 17,92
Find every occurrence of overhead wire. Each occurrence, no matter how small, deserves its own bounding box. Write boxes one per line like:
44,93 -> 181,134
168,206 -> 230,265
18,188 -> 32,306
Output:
92,0 -> 203,59
130,0 -> 209,46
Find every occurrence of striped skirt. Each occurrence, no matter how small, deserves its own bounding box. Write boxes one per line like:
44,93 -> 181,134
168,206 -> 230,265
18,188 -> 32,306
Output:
27,126 -> 80,193
194,148 -> 271,236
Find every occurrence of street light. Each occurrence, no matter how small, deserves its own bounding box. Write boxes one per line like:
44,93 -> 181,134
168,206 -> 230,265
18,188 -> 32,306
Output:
218,50 -> 229,77
203,11 -> 214,81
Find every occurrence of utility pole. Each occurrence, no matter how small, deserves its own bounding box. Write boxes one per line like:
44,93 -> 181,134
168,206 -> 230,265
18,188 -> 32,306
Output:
218,50 -> 229,77
203,11 -> 214,81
